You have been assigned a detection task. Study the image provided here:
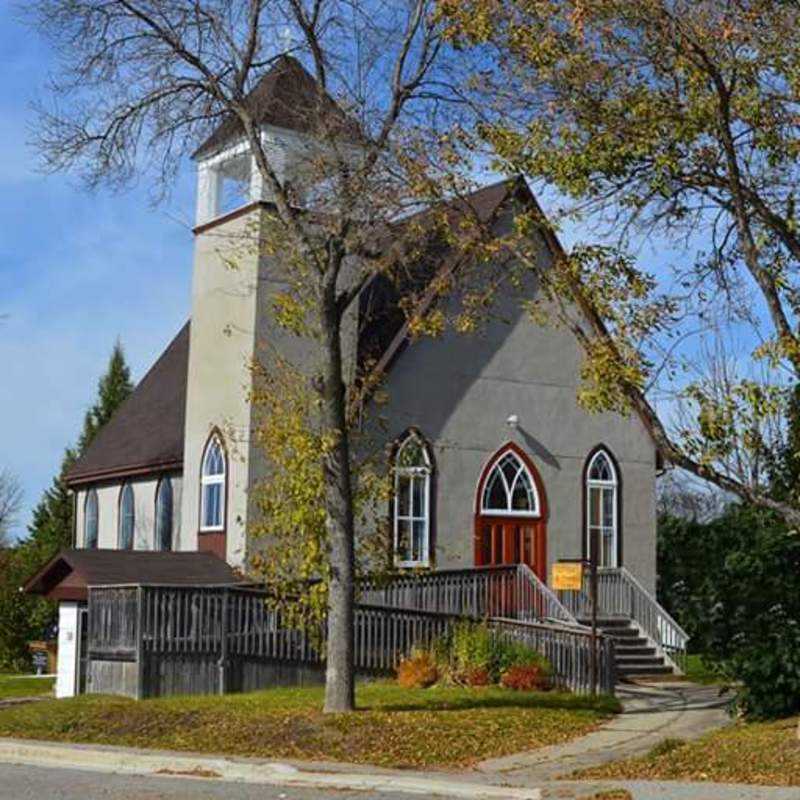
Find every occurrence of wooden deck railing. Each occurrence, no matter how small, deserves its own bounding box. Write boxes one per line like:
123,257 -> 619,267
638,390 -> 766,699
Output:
360,564 -> 579,625
490,618 -> 616,694
88,581 -> 615,697
557,567 -> 689,669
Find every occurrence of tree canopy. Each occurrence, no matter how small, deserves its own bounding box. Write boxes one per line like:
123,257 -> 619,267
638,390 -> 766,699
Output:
439,0 -> 800,523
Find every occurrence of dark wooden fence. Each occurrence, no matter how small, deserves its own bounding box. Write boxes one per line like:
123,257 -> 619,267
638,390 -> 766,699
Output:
490,618 -> 616,694
88,579 -> 615,699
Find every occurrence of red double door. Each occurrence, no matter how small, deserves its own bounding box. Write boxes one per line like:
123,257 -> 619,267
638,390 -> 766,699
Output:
474,517 -> 546,580
473,443 -> 548,584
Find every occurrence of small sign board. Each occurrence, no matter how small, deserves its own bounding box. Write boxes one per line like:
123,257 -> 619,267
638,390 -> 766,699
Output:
31,651 -> 48,675
552,562 -> 583,591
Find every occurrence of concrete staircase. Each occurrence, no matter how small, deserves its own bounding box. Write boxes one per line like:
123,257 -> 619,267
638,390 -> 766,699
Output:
578,616 -> 675,679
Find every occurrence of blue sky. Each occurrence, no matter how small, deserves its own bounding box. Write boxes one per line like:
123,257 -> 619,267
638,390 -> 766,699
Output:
0,6 -> 195,539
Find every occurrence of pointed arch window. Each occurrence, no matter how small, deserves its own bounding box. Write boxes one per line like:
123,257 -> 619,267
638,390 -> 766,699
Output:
393,432 -> 432,567
118,483 -> 135,550
200,435 -> 226,531
586,449 -> 619,567
480,449 -> 540,516
155,477 -> 174,551
84,489 -> 99,549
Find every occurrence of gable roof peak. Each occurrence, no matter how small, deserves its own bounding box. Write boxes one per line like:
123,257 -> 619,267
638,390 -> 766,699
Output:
193,54 -> 360,160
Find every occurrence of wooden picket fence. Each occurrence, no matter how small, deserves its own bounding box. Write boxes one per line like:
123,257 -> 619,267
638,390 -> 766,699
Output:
88,573 -> 615,699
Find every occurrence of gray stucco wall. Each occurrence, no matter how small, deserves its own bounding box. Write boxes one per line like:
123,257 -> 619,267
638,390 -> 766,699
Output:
70,203 -> 656,595
74,474 -> 183,551
367,269 -> 658,592
181,210 -> 262,568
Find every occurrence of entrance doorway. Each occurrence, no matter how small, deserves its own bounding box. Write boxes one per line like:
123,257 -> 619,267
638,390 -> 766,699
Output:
474,444 -> 547,582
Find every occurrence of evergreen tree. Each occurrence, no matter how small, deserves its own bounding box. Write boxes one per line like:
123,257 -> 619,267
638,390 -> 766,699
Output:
77,341 -> 133,452
0,342 -> 134,669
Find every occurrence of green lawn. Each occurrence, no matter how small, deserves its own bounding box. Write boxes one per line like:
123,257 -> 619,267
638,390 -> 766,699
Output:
0,681 -> 619,769
573,716 -> 800,787
0,675 -> 55,701
681,654 -> 723,686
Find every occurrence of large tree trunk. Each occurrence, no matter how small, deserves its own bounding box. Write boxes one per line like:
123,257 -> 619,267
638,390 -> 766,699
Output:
319,289 -> 356,713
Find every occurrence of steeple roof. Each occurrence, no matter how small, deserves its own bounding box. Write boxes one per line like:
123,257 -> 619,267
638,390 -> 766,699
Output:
193,54 -> 361,160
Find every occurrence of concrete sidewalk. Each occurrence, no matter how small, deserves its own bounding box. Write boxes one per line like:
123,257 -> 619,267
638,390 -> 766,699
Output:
0,737 -> 541,800
0,731 -> 797,800
477,680 -> 731,783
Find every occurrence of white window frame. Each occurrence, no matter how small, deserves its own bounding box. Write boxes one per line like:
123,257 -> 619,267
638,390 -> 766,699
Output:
480,450 -> 540,518
84,489 -> 99,549
393,434 -> 432,568
200,436 -> 226,532
585,450 -> 619,568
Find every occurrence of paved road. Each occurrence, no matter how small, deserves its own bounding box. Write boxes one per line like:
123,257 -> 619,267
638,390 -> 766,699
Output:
0,764 -> 417,800
4,762 -> 800,800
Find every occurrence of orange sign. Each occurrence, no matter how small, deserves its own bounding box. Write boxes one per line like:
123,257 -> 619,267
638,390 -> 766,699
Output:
552,562 -> 583,591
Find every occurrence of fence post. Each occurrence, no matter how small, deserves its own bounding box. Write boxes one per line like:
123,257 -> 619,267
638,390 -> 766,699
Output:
218,588 -> 229,695
629,580 -> 636,620
135,585 -> 146,700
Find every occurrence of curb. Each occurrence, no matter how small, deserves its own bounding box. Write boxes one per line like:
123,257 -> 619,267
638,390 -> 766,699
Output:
0,738 -> 541,799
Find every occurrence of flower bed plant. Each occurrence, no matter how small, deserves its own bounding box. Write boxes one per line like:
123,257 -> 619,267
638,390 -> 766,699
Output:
396,622 -> 554,691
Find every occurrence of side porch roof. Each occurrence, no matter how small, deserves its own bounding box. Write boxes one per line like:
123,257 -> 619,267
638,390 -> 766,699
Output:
23,549 -> 242,602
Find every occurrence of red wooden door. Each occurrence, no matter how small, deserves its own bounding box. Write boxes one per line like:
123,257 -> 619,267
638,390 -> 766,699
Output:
473,517 -> 546,577
474,444 -> 548,577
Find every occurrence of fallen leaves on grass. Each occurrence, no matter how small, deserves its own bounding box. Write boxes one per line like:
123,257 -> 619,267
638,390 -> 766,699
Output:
573,718 -> 800,786
0,682 -> 618,769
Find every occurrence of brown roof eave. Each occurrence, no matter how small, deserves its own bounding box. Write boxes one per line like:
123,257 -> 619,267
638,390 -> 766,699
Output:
22,552 -> 75,596
66,458 -> 183,489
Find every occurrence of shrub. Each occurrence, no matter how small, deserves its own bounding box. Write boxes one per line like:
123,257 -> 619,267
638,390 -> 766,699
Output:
434,622 -> 553,687
500,663 -> 550,692
459,666 -> 491,687
396,650 -> 438,689
450,622 -> 495,675
494,637 -> 553,678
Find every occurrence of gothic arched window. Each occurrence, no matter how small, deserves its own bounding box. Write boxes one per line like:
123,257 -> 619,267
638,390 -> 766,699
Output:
155,477 -> 174,551
481,449 -> 540,516
84,489 -> 99,549
586,449 -> 619,567
393,432 -> 432,567
118,483 -> 135,550
200,435 -> 226,531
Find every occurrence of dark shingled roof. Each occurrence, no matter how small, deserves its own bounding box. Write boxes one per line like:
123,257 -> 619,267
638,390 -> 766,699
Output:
65,322 -> 190,486
356,176 -> 528,374
24,548 -> 242,601
193,55 -> 361,160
